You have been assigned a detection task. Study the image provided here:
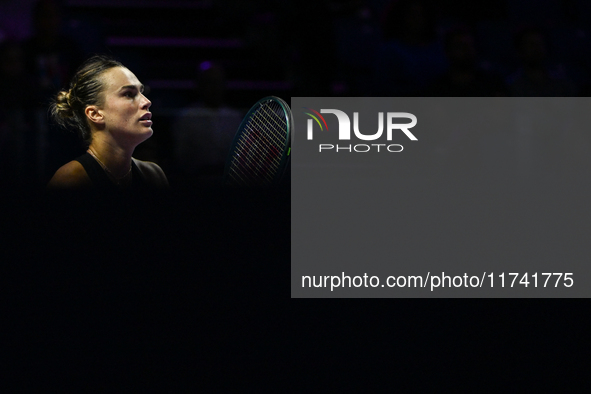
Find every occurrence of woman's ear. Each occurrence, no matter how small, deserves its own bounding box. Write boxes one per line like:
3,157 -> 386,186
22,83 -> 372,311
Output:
85,105 -> 105,125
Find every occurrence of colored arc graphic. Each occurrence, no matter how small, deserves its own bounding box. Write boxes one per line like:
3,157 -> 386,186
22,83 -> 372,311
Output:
304,112 -> 323,130
303,107 -> 329,131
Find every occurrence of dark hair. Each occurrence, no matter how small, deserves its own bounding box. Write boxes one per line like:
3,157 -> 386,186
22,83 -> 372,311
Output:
50,54 -> 124,145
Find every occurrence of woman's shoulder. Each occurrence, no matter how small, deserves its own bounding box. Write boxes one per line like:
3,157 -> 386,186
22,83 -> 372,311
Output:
131,158 -> 169,188
47,160 -> 92,189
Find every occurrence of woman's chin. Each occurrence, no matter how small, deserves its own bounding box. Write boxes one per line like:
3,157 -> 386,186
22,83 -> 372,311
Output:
111,127 -> 154,148
122,128 -> 153,148
137,128 -> 154,142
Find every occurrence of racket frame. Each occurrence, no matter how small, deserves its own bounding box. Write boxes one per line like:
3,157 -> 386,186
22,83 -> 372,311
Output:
223,96 -> 292,186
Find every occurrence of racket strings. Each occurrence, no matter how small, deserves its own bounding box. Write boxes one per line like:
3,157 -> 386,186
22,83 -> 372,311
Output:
256,104 -> 287,146
242,112 -> 284,166
236,118 -> 281,175
235,135 -> 280,177
232,128 -> 281,184
228,99 -> 289,186
228,101 -> 288,185
232,130 -> 279,183
245,102 -> 287,153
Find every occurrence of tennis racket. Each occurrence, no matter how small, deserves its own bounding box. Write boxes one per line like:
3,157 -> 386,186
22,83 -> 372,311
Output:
223,96 -> 292,187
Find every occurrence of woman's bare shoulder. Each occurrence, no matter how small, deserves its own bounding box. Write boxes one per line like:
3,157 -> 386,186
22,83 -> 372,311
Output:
47,160 -> 92,189
132,158 -> 169,188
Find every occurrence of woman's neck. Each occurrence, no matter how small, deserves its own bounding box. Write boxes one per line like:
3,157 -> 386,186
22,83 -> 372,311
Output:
87,135 -> 134,180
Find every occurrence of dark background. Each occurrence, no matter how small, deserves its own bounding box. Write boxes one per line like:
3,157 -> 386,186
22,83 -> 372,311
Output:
2,0 -> 591,185
0,0 -> 588,389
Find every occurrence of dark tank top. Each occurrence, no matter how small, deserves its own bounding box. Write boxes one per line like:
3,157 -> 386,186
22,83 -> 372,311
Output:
75,152 -> 148,191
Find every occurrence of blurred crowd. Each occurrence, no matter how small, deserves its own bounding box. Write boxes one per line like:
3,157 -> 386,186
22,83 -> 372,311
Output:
299,0 -> 591,97
1,0 -> 591,185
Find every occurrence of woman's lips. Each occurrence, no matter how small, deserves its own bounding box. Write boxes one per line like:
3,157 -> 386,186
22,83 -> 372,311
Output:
139,113 -> 152,126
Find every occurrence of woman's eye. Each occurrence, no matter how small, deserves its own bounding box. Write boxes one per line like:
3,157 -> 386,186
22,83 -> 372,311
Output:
125,91 -> 135,98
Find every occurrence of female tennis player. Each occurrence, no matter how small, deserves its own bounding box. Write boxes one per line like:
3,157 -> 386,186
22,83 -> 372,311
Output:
48,55 -> 168,190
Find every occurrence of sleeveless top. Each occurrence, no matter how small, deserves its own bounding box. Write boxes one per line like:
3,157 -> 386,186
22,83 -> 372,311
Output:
75,152 -> 149,191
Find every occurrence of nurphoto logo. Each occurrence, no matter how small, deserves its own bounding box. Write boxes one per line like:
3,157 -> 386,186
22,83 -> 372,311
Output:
303,108 -> 417,153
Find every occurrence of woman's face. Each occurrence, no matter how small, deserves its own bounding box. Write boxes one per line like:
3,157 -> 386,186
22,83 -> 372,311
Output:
97,66 -> 153,144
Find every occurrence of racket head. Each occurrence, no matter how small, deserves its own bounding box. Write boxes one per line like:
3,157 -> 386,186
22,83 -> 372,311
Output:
223,96 -> 292,187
